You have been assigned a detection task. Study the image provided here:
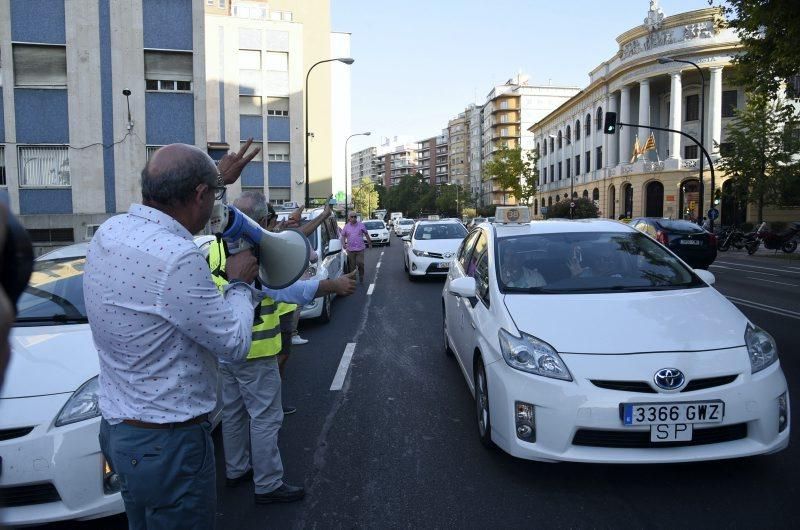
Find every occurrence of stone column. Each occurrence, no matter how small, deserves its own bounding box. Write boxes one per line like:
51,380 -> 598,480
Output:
669,72 -> 682,159
708,66 -> 723,154
638,79 -> 651,143
619,86 -> 631,164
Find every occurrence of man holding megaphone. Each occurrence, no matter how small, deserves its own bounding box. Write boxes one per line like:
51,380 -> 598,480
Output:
208,191 -> 355,504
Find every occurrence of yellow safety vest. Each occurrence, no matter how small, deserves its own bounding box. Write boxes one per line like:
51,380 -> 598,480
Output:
208,239 -> 281,359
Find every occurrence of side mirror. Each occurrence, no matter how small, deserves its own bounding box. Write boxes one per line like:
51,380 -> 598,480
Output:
449,276 -> 477,298
694,269 -> 715,286
402,235 -> 411,242
327,239 -> 342,255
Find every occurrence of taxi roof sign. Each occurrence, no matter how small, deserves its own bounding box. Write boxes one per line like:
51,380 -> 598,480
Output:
495,207 -> 530,224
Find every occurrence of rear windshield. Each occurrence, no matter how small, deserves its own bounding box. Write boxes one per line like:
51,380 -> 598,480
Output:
364,221 -> 385,230
655,219 -> 705,234
399,220 -> 414,226
414,223 -> 468,240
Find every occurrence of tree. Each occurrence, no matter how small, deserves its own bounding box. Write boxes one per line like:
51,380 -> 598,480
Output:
482,144 -> 539,205
712,0 -> 800,98
434,184 -> 465,217
546,197 -> 599,219
352,178 -> 379,218
716,93 -> 800,222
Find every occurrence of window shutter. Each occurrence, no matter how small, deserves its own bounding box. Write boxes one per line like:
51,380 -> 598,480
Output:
144,51 -> 193,82
13,45 -> 67,87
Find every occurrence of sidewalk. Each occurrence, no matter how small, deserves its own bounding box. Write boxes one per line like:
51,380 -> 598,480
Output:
719,246 -> 799,262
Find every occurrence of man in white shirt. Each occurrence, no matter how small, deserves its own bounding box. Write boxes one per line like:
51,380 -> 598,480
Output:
85,142 -> 260,530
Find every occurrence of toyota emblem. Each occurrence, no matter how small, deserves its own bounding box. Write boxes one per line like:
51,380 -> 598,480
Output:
443,252 -> 454,259
653,368 -> 685,390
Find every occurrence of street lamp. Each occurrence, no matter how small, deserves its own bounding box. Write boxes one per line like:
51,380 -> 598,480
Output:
658,56 -> 709,227
305,57 -> 355,208
446,181 -> 460,219
345,131 -> 371,220
549,132 -> 575,218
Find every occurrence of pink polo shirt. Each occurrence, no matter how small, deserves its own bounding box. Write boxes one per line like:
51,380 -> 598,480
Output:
341,221 -> 368,252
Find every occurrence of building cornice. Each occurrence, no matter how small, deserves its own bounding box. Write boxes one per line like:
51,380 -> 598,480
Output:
616,8 -> 723,46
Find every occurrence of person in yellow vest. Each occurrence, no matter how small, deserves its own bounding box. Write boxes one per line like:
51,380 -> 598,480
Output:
209,191 -> 355,504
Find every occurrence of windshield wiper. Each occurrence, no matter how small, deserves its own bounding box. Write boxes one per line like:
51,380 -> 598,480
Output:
15,314 -> 89,324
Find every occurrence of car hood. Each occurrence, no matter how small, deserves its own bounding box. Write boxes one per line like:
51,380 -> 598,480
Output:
2,324 -> 98,398
504,287 -> 747,354
411,239 -> 463,254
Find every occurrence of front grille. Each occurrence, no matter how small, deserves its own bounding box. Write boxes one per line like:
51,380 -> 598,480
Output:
682,375 -> 738,392
0,426 -> 34,441
572,423 -> 747,448
0,483 -> 61,508
426,252 -> 444,259
591,380 -> 656,393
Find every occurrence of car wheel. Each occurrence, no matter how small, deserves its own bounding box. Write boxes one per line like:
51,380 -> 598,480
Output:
746,241 -> 760,255
474,362 -> 494,449
318,294 -> 332,323
442,303 -> 453,357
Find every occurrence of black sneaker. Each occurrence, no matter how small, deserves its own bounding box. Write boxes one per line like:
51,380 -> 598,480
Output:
255,483 -> 305,504
283,406 -> 297,415
225,468 -> 253,488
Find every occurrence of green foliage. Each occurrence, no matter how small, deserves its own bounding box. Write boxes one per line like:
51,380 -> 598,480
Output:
482,145 -> 539,204
545,198 -> 599,219
383,173 -> 437,217
352,179 -> 379,217
434,184 -> 466,217
477,205 -> 497,217
716,93 -> 800,222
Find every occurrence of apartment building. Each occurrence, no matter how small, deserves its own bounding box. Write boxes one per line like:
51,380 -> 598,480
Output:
0,0 -> 206,253
448,112 -> 469,188
467,104 -> 484,204
350,145 -> 377,186
416,132 -> 449,185
376,142 -> 417,187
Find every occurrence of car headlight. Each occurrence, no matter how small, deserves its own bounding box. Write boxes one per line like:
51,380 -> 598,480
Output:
498,329 -> 572,381
412,249 -> 430,257
745,324 -> 778,373
55,376 -> 101,427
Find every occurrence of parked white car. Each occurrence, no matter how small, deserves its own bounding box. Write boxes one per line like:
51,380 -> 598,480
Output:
276,208 -> 346,321
393,218 -> 415,237
442,215 -> 789,463
363,220 -> 390,246
403,219 -> 468,279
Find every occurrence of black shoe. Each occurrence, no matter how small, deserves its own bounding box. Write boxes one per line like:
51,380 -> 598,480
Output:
283,406 -> 297,415
226,468 -> 253,488
255,483 -> 305,504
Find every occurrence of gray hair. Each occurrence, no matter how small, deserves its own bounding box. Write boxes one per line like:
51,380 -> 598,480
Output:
233,191 -> 269,223
141,147 -> 217,207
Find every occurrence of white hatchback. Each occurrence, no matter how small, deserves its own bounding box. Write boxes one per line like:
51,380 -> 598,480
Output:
363,220 -> 390,246
393,218 -> 414,237
442,219 -> 789,463
403,220 -> 468,279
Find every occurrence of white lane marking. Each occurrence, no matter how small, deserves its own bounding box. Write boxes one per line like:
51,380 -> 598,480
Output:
746,277 -> 799,287
711,265 -> 777,276
714,261 -> 800,275
726,296 -> 800,321
376,262 -> 381,269
367,283 -> 375,295
381,251 -> 385,257
330,343 -> 357,391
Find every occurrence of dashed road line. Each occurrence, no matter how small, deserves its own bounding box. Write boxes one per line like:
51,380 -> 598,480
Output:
376,262 -> 381,269
367,283 -> 375,295
711,265 -> 777,276
746,277 -> 799,287
726,296 -> 800,321
330,343 -> 357,391
714,261 -> 800,275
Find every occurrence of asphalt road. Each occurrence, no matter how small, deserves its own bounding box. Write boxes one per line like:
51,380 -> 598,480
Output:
47,238 -> 800,529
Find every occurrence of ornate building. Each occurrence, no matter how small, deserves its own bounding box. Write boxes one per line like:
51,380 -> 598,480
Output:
531,3 -> 794,224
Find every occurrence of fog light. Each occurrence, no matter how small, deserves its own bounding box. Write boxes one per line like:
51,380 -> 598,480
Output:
411,263 -> 417,271
103,459 -> 121,494
515,401 -> 535,442
778,392 -> 789,433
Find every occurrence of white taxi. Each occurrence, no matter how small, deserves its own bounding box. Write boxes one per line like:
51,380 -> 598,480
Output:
403,219 -> 468,279
363,220 -> 390,247
442,208 -> 789,463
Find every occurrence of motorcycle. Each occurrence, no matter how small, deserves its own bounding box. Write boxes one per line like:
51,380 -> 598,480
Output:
744,221 -> 800,255
717,227 -> 746,252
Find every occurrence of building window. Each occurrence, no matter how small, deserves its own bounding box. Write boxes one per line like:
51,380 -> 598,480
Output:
557,131 -> 562,149
585,113 -> 591,136
549,137 -> 554,152
542,167 -> 547,183
266,97 -> 289,116
0,145 -> 5,186
566,126 -> 571,145
18,145 -> 70,187
595,146 -> 602,169
264,52 -> 288,72
146,145 -> 163,161
542,141 -> 547,155
575,155 -> 580,175
145,50 -> 193,91
558,161 -> 562,180
585,151 -> 591,173
13,44 -> 67,87
719,142 -> 735,157
267,142 -> 289,161
596,107 -> 603,131
239,49 -> 261,70
567,159 -> 572,178
500,100 -> 509,110
685,94 -> 699,121
722,90 -> 738,118
239,95 -> 262,115
684,144 -> 698,159
550,165 -> 554,182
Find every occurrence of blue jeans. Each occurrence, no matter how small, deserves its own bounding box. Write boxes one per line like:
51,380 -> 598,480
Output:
99,418 -> 216,530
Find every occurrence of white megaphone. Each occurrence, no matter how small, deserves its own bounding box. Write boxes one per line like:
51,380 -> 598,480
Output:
209,204 -> 310,289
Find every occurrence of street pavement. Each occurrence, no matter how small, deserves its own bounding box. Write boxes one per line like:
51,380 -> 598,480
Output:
44,238 -> 800,529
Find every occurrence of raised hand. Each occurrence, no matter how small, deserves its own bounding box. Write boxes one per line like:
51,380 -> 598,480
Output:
218,138 -> 261,185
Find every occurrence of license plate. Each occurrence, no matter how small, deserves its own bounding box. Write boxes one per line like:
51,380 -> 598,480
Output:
680,239 -> 702,246
651,423 -> 693,442
437,262 -> 449,269
622,401 -> 724,426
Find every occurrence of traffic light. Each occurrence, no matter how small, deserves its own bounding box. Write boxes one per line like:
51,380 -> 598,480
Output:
713,188 -> 721,205
604,112 -> 617,134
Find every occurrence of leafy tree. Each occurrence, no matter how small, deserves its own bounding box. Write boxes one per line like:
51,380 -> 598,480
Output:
352,178 -> 379,218
434,184 -> 465,217
482,144 -> 539,205
716,93 -> 800,222
546,197 -> 599,219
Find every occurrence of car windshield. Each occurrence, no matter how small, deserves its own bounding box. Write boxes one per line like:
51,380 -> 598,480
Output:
655,219 -> 705,234
414,223 -> 468,240
16,257 -> 89,325
364,221 -> 385,230
496,232 -> 704,294
399,220 -> 414,226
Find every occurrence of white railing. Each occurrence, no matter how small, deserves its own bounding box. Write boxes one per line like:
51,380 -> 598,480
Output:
18,146 -> 70,187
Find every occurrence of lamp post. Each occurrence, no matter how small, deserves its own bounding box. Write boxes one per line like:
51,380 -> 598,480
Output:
345,131 -> 371,221
658,57 -> 708,227
447,181 -> 460,219
549,132 -> 574,218
305,57 -> 355,208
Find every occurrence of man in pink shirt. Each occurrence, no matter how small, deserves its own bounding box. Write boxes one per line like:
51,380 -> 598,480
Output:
341,212 -> 371,283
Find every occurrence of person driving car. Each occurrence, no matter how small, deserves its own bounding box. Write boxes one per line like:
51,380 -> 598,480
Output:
502,247 -> 545,288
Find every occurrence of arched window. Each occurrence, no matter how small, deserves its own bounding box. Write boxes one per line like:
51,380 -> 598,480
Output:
557,130 -> 563,149
563,193 -> 569,199
548,197 -> 553,206
566,125 -> 571,145
575,120 -> 581,140
572,191 -> 579,199
596,107 -> 603,130
585,113 -> 592,136
549,137 -> 554,152
582,189 -> 589,198
536,142 -> 541,156
534,201 -> 538,216
542,140 -> 547,155
541,197 -> 546,208
555,195 -> 560,203
592,187 -> 599,201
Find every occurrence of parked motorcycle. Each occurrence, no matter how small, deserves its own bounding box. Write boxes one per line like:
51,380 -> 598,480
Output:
744,221 -> 800,255
718,227 -> 746,252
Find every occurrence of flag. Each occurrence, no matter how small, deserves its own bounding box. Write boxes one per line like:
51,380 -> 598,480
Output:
630,136 -> 642,163
643,132 -> 656,152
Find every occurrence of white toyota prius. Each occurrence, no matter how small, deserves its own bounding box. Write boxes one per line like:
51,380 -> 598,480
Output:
442,209 -> 789,463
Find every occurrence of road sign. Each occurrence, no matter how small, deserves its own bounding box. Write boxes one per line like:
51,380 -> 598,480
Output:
708,208 -> 719,220
570,201 -> 576,208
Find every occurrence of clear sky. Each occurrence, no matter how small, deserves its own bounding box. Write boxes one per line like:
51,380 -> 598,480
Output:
332,0 -> 712,152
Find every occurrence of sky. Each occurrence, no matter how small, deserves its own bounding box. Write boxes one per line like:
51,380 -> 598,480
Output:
332,0 -> 712,153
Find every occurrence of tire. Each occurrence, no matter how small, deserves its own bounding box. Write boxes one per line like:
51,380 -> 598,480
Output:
781,241 -> 797,253
442,303 -> 454,357
718,241 -> 730,252
474,362 -> 495,449
746,241 -> 760,255
317,294 -> 332,323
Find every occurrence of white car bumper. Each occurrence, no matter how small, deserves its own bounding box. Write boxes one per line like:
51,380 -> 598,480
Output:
485,349 -> 790,464
408,254 -> 455,276
0,395 -> 123,526
299,296 -> 324,319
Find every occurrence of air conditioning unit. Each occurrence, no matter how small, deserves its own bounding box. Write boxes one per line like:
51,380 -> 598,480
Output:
85,224 -> 100,240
